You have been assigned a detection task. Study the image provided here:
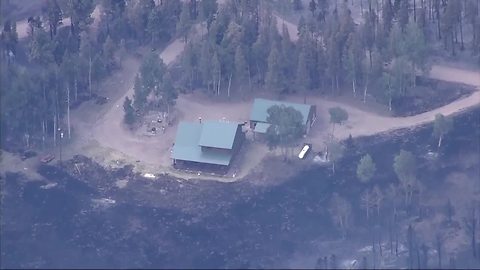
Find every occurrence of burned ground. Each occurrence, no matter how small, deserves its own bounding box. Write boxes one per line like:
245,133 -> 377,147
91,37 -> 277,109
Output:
1,108 -> 479,268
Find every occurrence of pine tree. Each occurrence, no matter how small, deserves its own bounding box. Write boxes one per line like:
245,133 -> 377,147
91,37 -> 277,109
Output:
67,0 -> 95,34
161,71 -> 177,114
382,0 -> 394,33
133,74 -> 147,111
328,106 -> 349,137
391,56 -> 410,97
433,113 -> 453,148
43,0 -> 62,40
234,46 -> 249,90
326,34 -> 340,93
295,50 -> 309,93
199,0 -> 218,30
2,20 -> 18,56
123,96 -> 135,126
327,140 -> 344,174
317,0 -> 329,22
381,71 -> 399,111
465,0 -> 479,54
181,41 -> 198,90
102,36 -> 116,70
281,23 -> 295,82
130,0 -> 155,43
388,23 -> 404,59
252,26 -> 269,83
345,31 -> 364,97
265,46 -> 283,95
199,41 -> 212,90
177,2 -> 192,43
393,150 -> 417,205
297,16 -> 307,38
147,6 -> 162,46
403,21 -> 428,87
28,28 -> 55,65
398,0 -> 409,32
357,154 -> 377,183
362,12 -> 375,68
308,0 -> 317,16
329,192 -> 352,237
441,0 -> 460,56
212,51 -> 221,95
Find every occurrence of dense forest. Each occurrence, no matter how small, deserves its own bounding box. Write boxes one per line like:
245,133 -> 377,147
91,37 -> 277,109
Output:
1,0 -> 479,148
1,1 -> 480,268
171,0 -> 479,104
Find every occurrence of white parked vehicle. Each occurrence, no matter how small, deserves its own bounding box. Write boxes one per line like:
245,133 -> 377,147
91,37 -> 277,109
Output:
143,173 -> 156,179
298,144 -> 311,159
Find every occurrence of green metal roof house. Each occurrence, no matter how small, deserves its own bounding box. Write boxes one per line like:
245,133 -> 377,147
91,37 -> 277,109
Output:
249,98 -> 317,134
172,120 -> 245,172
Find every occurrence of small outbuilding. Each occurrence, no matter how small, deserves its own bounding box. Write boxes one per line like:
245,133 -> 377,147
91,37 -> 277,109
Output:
249,98 -> 317,135
171,120 -> 245,173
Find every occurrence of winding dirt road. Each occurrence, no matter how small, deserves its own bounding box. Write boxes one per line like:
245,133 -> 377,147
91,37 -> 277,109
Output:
67,39 -> 187,168
64,7 -> 479,180
273,13 -> 480,142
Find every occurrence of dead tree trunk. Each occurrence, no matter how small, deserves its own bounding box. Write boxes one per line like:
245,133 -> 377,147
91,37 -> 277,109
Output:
352,78 -> 356,97
436,1 -> 441,40
74,76 -> 78,101
217,69 -> 222,96
459,14 -> 464,50
407,225 -> 415,270
436,234 -> 442,268
414,0 -> 417,22
421,244 -> 428,269
248,65 -> 252,92
53,113 -> 57,146
227,72 -> 233,98
395,216 -> 399,256
378,228 -> 383,257
67,85 -> 71,139
89,56 -> 92,96
363,73 -> 369,104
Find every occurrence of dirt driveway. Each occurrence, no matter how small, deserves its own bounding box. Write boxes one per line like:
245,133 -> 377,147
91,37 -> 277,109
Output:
60,7 -> 480,183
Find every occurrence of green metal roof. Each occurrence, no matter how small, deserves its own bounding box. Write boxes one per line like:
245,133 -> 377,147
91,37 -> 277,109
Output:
198,121 -> 239,149
250,98 -> 311,125
171,121 -> 238,166
254,122 -> 271,133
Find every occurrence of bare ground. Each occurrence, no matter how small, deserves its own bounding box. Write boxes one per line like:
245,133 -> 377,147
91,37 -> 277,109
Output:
10,4 -> 480,183
62,57 -> 479,183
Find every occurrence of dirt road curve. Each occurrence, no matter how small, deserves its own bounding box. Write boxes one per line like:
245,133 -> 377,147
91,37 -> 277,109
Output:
318,64 -> 480,140
64,8 -> 478,179
79,39 -> 187,166
272,13 -> 480,141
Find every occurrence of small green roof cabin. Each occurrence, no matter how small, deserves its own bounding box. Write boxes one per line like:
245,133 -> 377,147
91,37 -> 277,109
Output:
172,120 -> 245,172
249,98 -> 317,134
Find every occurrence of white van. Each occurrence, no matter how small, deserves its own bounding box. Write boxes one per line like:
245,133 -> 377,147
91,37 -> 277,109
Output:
298,144 -> 311,159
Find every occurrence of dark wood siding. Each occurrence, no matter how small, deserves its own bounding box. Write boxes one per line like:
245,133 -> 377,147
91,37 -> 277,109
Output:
232,125 -> 245,155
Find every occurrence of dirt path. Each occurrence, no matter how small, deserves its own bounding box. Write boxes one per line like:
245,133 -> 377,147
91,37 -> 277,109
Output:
273,13 -> 480,142
61,7 -> 478,183
288,66 -> 480,151
66,38 -> 187,166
